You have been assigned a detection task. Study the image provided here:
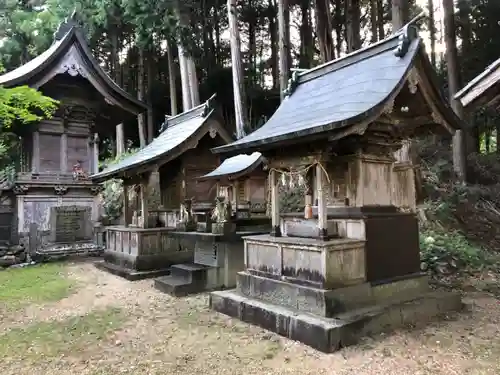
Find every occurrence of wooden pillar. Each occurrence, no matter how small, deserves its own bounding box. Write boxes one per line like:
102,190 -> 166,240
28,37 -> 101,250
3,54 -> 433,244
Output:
60,132 -> 68,173
116,123 -> 125,156
233,179 -> 240,218
93,133 -> 99,174
31,131 -> 40,173
123,182 -> 130,227
270,170 -> 281,237
316,164 -> 328,239
140,181 -> 149,229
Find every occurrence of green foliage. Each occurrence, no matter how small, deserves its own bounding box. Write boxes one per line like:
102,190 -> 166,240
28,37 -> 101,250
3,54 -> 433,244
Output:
0,85 -> 58,128
0,307 -> 124,361
0,64 -> 58,182
0,264 -> 76,310
99,148 -> 138,221
420,228 -> 490,277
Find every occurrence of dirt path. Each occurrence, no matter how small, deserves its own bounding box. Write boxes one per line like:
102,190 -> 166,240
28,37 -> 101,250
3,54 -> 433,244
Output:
2,262 -> 500,375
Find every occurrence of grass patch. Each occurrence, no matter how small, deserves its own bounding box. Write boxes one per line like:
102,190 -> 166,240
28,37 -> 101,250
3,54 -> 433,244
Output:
0,307 -> 124,361
0,263 -> 76,309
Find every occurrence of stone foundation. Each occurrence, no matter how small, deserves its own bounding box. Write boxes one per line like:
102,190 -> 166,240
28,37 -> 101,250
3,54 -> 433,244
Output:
210,273 -> 462,352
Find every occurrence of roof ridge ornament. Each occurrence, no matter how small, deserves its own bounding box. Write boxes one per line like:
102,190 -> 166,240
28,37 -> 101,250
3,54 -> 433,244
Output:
53,9 -> 80,42
201,93 -> 217,117
393,12 -> 425,58
283,70 -> 302,98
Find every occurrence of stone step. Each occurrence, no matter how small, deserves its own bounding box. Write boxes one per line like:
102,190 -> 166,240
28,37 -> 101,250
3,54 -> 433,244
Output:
209,288 -> 463,353
154,274 -> 204,297
170,263 -> 211,283
237,271 -> 430,318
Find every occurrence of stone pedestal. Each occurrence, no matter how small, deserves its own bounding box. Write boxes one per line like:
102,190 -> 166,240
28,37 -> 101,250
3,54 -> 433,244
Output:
212,221 -> 236,235
210,232 -> 462,353
96,226 -> 193,280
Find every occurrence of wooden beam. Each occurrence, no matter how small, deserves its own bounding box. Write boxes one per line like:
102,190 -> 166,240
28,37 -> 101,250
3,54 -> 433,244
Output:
316,163 -> 327,240
269,169 -> 281,237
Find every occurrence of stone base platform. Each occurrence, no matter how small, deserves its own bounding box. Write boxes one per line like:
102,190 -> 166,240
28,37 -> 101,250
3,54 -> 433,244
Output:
210,273 -> 463,352
36,242 -> 103,261
94,260 -> 171,281
154,263 -> 219,296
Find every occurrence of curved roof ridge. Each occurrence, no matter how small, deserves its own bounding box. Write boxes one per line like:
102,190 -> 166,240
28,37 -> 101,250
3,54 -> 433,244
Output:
283,13 -> 425,97
160,94 -> 217,133
0,25 -> 149,115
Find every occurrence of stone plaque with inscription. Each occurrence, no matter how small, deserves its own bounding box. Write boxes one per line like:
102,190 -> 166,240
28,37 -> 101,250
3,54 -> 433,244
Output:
49,205 -> 92,243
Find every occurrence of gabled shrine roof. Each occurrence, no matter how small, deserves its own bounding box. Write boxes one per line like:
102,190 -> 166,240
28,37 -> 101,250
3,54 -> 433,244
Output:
213,16 -> 461,155
90,95 -> 232,181
198,152 -> 264,181
0,13 -> 148,115
455,57 -> 500,110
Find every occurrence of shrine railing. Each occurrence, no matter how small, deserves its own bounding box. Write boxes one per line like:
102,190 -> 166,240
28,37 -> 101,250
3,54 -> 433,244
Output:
16,172 -> 94,184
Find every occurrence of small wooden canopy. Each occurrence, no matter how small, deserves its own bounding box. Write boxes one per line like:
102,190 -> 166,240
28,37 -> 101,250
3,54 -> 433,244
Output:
198,152 -> 264,181
455,57 -> 500,111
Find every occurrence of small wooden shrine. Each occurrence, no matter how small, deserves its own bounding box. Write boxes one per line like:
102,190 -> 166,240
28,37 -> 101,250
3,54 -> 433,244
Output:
209,19 -> 463,353
90,96 -> 234,280
0,13 -> 148,257
455,56 -> 500,111
154,152 -> 270,296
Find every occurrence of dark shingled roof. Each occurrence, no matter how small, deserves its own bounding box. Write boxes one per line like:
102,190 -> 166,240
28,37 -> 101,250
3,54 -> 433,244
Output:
198,152 -> 263,181
0,13 -> 148,115
90,96 -> 231,181
213,18 -> 460,155
454,57 -> 500,109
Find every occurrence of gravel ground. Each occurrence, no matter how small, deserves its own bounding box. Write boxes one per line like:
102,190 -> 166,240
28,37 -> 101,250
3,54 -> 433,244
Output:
1,261 -> 499,375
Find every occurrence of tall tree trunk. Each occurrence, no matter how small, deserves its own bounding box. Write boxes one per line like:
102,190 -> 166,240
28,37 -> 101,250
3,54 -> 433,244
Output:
137,47 -> 147,148
315,0 -> 335,63
299,0 -> 314,68
427,0 -> 436,67
228,0 -> 249,139
178,45 -> 192,111
214,5 -> 221,66
269,0 -> 279,89
391,0 -> 409,30
187,58 -> 200,107
376,0 -> 385,39
147,51 -> 155,143
334,0 -> 342,57
166,40 -> 178,116
346,0 -> 361,52
278,0 -> 290,101
370,0 -> 378,43
443,0 -> 466,181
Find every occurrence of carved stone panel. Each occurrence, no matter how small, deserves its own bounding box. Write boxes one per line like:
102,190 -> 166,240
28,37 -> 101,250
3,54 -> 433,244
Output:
49,205 -> 92,243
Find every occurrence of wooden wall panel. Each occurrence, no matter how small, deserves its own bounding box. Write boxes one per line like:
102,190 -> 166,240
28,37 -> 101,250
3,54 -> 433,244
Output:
67,136 -> 89,172
39,133 -> 61,172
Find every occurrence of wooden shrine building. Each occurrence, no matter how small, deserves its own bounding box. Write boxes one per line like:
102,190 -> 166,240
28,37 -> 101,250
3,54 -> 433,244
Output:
455,57 -> 500,111
90,97 -> 234,279
153,152 -> 270,296
0,13 -> 149,257
198,152 -> 267,219
209,19 -> 463,352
